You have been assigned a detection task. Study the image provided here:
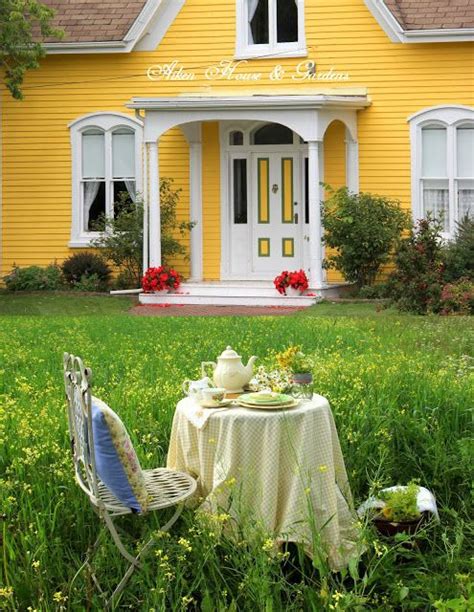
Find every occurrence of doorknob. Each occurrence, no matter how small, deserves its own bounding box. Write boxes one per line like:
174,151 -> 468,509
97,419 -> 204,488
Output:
294,212 -> 299,224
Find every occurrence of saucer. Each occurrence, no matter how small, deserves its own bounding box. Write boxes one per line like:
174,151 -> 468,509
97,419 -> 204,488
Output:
199,399 -> 233,409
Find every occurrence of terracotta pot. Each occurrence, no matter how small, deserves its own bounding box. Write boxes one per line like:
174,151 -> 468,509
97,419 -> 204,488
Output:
373,516 -> 423,537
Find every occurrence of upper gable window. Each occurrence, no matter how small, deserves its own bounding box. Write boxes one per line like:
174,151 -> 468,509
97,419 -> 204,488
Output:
236,0 -> 306,59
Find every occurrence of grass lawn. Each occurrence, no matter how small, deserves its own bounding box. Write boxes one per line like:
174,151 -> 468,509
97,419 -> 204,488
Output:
0,294 -> 472,610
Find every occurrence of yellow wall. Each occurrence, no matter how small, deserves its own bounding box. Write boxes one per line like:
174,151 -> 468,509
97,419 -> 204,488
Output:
1,0 -> 473,276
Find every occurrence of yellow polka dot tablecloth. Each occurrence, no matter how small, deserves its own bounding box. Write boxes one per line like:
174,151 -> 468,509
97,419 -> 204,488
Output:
167,394 -> 360,570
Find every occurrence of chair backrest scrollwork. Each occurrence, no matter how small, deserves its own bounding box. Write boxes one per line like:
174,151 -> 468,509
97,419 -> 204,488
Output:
63,353 -> 100,503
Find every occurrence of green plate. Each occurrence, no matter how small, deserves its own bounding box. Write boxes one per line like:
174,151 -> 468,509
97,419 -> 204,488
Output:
239,393 -> 293,405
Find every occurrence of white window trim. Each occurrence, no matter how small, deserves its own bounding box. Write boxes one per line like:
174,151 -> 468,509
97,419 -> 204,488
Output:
68,112 -> 143,247
235,0 -> 307,59
409,105 -> 474,239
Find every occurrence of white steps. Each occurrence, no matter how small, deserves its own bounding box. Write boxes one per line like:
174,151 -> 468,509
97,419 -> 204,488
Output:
138,281 -> 348,307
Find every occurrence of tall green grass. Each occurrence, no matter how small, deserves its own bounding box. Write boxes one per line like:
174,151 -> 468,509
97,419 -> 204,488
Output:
0,304 -> 473,610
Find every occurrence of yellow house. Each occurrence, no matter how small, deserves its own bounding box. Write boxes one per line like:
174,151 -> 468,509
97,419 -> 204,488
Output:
1,0 -> 473,305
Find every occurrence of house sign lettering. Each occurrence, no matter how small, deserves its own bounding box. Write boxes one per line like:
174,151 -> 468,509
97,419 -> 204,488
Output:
147,60 -> 350,82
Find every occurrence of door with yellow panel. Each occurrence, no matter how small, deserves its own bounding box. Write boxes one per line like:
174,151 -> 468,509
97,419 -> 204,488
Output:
251,152 -> 302,276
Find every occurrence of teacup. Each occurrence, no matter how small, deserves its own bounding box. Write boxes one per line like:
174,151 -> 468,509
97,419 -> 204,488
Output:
200,387 -> 227,406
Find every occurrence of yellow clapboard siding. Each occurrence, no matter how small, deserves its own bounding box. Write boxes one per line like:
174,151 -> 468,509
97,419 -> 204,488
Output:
1,0 -> 474,277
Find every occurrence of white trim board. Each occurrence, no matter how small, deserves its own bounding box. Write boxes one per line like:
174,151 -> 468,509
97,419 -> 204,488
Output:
364,0 -> 474,43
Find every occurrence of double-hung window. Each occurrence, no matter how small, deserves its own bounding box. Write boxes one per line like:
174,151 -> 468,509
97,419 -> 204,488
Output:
69,113 -> 143,246
236,0 -> 306,58
410,106 -> 474,238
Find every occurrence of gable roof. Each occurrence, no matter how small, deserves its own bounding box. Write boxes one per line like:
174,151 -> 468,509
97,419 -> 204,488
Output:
41,0 -> 148,43
385,0 -> 474,31
365,0 -> 474,42
39,0 -> 185,53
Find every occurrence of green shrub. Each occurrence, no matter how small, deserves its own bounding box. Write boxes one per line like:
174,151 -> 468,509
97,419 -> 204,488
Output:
322,186 -> 409,287
357,284 -> 389,299
443,217 -> 474,282
62,252 -> 111,289
72,273 -> 105,292
92,182 -> 194,287
440,278 -> 474,316
3,264 -> 64,291
387,217 -> 445,314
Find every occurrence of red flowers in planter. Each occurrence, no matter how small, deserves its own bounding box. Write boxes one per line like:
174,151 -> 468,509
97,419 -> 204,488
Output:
142,266 -> 182,292
274,269 -> 309,295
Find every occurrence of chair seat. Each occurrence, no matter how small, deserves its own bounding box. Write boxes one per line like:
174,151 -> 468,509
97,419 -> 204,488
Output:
96,468 -> 197,515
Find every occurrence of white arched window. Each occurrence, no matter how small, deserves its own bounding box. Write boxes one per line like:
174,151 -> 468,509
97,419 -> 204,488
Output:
69,112 -> 143,246
409,106 -> 474,237
236,0 -> 306,59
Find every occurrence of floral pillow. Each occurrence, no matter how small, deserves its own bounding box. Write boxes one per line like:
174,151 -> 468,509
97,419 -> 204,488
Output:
90,396 -> 148,512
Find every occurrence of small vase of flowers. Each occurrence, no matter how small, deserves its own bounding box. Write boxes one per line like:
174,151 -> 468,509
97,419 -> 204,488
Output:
274,269 -> 309,296
142,266 -> 182,294
276,346 -> 314,399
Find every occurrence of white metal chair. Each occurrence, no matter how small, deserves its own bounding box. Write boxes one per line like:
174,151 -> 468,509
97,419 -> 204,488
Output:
63,352 -> 197,608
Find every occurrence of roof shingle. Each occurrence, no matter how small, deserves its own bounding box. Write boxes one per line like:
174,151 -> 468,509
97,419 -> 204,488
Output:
40,0 -> 148,43
384,0 -> 474,30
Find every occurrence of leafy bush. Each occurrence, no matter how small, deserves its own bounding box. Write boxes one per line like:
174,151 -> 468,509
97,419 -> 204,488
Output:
439,278 -> 474,316
322,186 -> 409,287
357,284 -> 389,299
62,252 -> 111,289
92,182 -> 193,288
443,217 -> 474,282
387,217 -> 445,314
72,273 -> 105,293
3,264 -> 64,291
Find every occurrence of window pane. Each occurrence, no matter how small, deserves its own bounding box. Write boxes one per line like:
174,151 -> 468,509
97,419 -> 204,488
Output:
83,131 -> 105,179
84,181 -> 105,231
422,127 -> 447,177
423,179 -> 449,231
229,130 -> 244,145
253,123 -> 293,145
277,0 -> 298,43
113,180 -> 135,217
249,0 -> 269,44
457,179 -> 474,220
233,159 -> 248,224
457,128 -> 474,178
112,131 -> 135,178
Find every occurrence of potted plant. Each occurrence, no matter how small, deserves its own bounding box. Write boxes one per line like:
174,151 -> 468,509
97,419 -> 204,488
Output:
274,269 -> 309,296
372,482 -> 423,536
141,266 -> 182,294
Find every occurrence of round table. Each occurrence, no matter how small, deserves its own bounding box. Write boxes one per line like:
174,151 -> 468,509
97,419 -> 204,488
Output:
167,394 -> 359,569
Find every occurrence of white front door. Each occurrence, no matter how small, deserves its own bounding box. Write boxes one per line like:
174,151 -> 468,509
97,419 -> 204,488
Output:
251,152 -> 302,276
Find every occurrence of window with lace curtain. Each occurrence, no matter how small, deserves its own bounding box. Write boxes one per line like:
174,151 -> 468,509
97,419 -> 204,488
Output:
236,0 -> 306,58
410,106 -> 474,238
69,113 -> 143,247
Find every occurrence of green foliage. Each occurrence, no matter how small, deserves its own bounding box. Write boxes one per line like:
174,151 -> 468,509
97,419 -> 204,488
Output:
0,0 -> 63,99
379,482 -> 421,522
0,303 -> 472,609
322,186 -> 410,287
440,279 -> 474,316
388,217 -> 446,314
92,182 -> 193,288
61,252 -> 111,290
443,217 -> 474,283
3,263 -> 63,291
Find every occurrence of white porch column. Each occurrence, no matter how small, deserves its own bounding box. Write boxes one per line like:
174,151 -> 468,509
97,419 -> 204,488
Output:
308,140 -> 324,288
148,141 -> 161,267
142,143 -> 149,273
189,132 -> 203,281
346,135 -> 359,193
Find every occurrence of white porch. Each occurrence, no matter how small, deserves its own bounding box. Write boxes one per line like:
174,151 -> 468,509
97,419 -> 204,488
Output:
127,94 -> 369,305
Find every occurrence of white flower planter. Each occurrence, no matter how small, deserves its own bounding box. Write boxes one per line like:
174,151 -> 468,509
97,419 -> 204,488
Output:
285,287 -> 303,297
153,288 -> 170,295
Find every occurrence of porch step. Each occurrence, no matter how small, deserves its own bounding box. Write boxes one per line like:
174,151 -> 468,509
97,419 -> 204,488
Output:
138,281 -> 349,307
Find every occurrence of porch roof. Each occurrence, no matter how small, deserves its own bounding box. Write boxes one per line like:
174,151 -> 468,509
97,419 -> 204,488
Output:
127,94 -> 370,112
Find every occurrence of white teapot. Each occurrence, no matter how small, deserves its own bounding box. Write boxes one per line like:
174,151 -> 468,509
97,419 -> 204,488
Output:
202,346 -> 257,393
